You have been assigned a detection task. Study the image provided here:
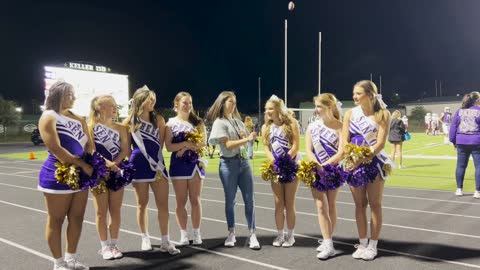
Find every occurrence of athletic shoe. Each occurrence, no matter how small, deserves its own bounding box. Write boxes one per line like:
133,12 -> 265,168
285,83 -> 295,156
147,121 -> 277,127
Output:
111,245 -> 123,259
316,240 -> 326,252
159,241 -> 181,255
352,244 -> 366,259
361,246 -> 378,261
98,246 -> 114,260
224,231 -> 236,247
272,234 -> 285,247
66,259 -> 89,270
316,245 -> 336,260
455,188 -> 463,196
179,232 -> 190,246
192,230 -> 203,245
53,261 -> 72,270
141,237 -> 153,251
281,235 -> 295,248
248,233 -> 261,250
474,191 -> 480,199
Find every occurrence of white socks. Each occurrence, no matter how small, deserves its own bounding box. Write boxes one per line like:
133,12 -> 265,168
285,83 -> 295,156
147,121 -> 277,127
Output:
359,238 -> 368,247
369,239 -> 378,249
161,235 -> 170,243
100,240 -> 109,248
64,252 -> 76,261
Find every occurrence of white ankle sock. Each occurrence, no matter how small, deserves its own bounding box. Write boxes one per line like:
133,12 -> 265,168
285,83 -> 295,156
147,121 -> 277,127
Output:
193,228 -> 200,234
64,252 -> 76,261
141,232 -> 149,238
180,229 -> 188,236
161,235 -> 170,243
369,239 -> 378,249
323,238 -> 333,248
359,238 -> 368,247
287,229 -> 294,237
100,240 -> 109,248
110,239 -> 118,246
54,257 -> 64,266
277,230 -> 284,236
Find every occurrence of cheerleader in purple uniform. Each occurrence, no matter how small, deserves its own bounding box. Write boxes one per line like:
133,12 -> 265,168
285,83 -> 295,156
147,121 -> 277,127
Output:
89,95 -> 131,260
38,81 -> 93,270
165,92 -> 207,246
261,95 -> 301,248
305,93 -> 344,259
341,80 -> 393,260
123,86 -> 180,255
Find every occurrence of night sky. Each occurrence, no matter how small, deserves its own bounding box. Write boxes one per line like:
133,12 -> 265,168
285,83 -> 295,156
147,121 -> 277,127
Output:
2,0 -> 480,113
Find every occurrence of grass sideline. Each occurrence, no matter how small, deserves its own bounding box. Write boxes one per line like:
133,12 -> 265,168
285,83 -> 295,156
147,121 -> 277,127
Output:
1,133 -> 474,192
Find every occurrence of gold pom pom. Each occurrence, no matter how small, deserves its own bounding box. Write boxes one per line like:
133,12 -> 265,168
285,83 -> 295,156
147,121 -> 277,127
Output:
91,180 -> 107,194
185,128 -> 206,157
297,160 -> 317,188
383,164 -> 392,176
54,162 -> 80,190
343,143 -> 374,170
261,160 -> 277,182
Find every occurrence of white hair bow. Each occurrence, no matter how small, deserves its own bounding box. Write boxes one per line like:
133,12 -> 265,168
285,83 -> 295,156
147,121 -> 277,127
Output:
375,94 -> 388,109
268,95 -> 288,113
336,101 -> 343,116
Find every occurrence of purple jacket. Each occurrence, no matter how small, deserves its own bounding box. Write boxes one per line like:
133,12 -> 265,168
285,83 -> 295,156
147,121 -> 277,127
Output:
449,105 -> 480,145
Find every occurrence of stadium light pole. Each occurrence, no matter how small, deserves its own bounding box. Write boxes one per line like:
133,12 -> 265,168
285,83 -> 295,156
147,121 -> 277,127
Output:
284,19 -> 288,107
318,32 -> 322,95
258,76 -> 262,129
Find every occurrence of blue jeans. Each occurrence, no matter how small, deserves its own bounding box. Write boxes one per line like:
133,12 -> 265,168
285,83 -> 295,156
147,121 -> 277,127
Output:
456,144 -> 480,190
219,157 -> 256,231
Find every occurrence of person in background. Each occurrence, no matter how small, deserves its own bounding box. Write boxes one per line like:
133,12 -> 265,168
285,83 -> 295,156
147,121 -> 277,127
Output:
89,95 -> 131,260
244,116 -> 255,159
449,92 -> 480,198
124,86 -> 180,255
440,107 -> 453,144
401,115 -> 409,131
389,110 -> 406,169
431,113 -> 440,135
165,92 -> 206,246
206,91 -> 260,250
38,81 -> 93,270
425,113 -> 432,135
262,95 -> 301,248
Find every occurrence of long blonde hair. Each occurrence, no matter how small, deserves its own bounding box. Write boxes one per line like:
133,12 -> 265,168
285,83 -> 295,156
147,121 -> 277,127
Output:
354,80 -> 388,123
125,86 -> 157,132
313,93 -> 340,120
205,91 -> 241,122
88,95 -> 116,126
262,95 -> 295,147
392,110 -> 401,120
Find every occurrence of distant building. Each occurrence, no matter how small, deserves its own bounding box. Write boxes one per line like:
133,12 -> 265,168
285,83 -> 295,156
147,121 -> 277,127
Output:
400,96 -> 462,116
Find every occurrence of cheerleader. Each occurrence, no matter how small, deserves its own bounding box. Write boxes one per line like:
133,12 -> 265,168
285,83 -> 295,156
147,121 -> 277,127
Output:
38,81 -> 93,270
341,80 -> 394,260
89,95 -> 131,260
261,95 -> 300,248
304,93 -> 344,259
165,92 -> 206,245
124,86 -> 180,255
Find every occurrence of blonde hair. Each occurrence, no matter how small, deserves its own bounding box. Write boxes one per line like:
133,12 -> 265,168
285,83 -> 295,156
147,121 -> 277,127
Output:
262,96 -> 295,147
354,80 -> 388,123
313,93 -> 340,120
205,91 -> 241,122
173,91 -> 203,128
125,86 -> 157,132
88,95 -> 116,126
44,81 -> 74,113
244,116 -> 254,132
392,110 -> 401,119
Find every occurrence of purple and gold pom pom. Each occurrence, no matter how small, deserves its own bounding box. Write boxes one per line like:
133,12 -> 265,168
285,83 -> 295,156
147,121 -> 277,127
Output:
105,160 -> 135,192
273,154 -> 299,184
261,160 -> 276,182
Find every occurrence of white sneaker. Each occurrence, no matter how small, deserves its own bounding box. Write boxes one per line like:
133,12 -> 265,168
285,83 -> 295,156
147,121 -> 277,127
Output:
316,244 -> 336,260
98,246 -> 114,260
141,237 -> 153,251
53,261 -> 72,270
192,230 -> 203,245
224,231 -> 236,247
110,245 -> 123,259
281,235 -> 295,248
474,191 -> 480,199
361,246 -> 378,260
66,259 -> 89,270
352,244 -> 367,259
316,240 -> 326,252
179,232 -> 190,246
248,233 -> 261,250
455,188 -> 463,196
159,241 -> 181,255
272,234 -> 285,247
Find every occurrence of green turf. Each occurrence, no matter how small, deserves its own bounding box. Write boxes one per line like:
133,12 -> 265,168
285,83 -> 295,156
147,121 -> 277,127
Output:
1,133 -> 473,192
